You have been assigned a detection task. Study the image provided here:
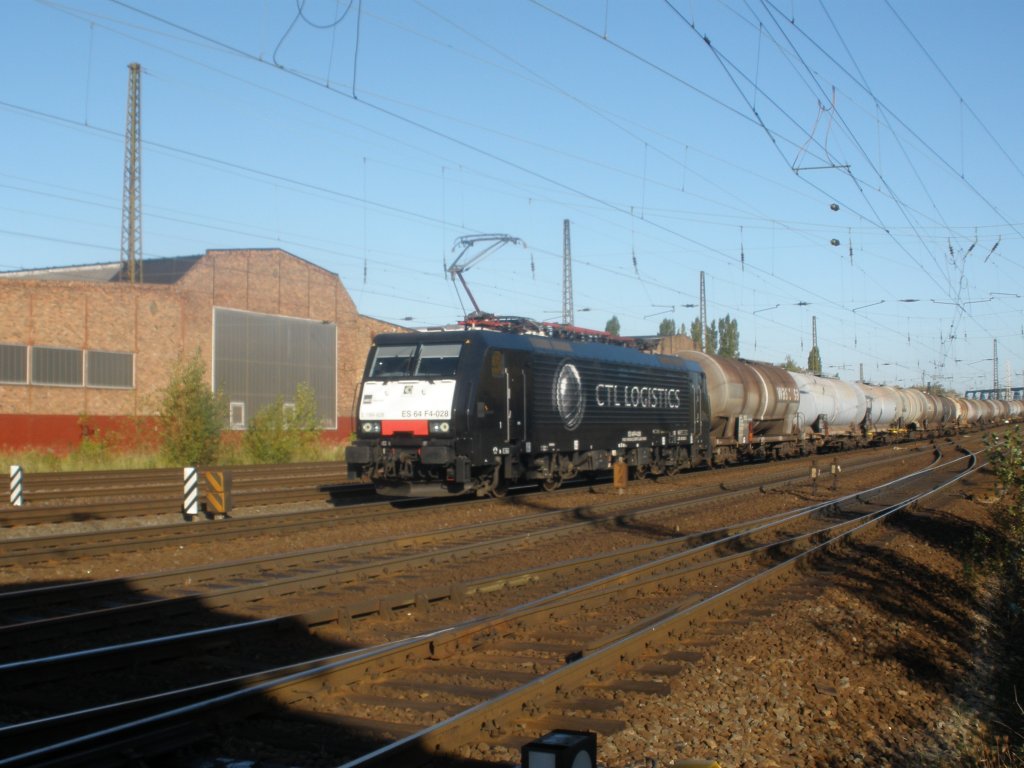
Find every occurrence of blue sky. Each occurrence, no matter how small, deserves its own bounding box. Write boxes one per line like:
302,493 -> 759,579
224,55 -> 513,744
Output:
2,0 -> 1021,394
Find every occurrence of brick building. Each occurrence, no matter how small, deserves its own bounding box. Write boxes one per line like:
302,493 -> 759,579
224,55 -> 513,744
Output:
0,248 -> 395,451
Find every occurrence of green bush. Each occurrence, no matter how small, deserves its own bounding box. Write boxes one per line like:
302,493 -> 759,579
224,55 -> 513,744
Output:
985,428 -> 1024,588
158,351 -> 227,467
243,382 -> 321,464
980,428 -> 1024,765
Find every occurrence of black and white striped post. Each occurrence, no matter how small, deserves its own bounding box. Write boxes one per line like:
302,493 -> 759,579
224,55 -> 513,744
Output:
183,466 -> 199,519
9,465 -> 23,507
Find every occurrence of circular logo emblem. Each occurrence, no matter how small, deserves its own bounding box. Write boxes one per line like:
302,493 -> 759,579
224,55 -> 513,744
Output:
553,361 -> 585,431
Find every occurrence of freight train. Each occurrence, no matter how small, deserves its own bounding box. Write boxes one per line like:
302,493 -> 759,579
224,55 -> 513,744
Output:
345,317 -> 1020,497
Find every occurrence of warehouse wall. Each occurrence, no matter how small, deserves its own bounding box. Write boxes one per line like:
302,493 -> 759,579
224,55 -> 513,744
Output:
0,248 -> 395,452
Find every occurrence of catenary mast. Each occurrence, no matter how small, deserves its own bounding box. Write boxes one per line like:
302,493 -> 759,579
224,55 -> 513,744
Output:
120,62 -> 143,284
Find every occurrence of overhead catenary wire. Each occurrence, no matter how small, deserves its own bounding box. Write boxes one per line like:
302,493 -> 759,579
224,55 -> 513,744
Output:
5,1 -> 1020,384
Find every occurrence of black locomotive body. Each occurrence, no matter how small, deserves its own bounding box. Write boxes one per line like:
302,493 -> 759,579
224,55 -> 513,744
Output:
345,325 -> 711,496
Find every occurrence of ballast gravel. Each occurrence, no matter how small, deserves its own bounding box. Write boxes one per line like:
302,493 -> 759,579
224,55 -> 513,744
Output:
0,443 -> 1011,767
510,469 -> 1004,768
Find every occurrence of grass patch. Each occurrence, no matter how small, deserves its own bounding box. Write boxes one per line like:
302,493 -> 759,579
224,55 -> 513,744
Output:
1,436 -> 349,474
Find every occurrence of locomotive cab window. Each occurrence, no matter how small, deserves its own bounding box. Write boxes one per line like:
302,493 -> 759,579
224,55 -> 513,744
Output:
415,343 -> 462,377
370,345 -> 416,378
369,343 -> 462,379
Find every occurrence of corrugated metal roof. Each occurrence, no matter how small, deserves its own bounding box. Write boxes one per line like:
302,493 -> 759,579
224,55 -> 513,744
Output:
0,255 -> 202,284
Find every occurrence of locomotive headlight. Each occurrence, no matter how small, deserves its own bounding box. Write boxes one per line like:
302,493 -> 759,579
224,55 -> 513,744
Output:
360,421 -> 381,434
429,421 -> 451,435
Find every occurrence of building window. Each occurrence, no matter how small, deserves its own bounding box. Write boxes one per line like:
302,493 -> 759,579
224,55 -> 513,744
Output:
0,344 -> 28,384
86,350 -> 134,389
229,401 -> 246,430
31,347 -> 83,386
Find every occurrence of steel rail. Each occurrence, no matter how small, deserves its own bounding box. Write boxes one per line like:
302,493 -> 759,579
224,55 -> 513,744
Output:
0,488 -> 856,688
0,462 -> 359,526
0,482 -> 794,654
0,483 -> 367,527
0,442 -> 931,568
0,448 -> 946,688
340,452 -> 981,766
0,446 -> 938,657
0,434 -> 957,526
0,451 -> 975,766
5,462 -> 341,495
0,495 -> 400,567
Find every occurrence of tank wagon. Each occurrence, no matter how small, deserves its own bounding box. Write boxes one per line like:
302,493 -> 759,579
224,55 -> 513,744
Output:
347,317 -> 1018,495
669,350 -> 982,464
345,318 -> 711,497
684,354 -> 1005,464
666,349 -> 801,458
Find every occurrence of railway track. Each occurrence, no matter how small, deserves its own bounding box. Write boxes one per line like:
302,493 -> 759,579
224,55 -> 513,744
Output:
0,497 -> 395,568
0,444 -> 938,658
0,434 -> 960,528
0,476 -> 820,657
0,441 -> 933,571
0,480 -> 860,687
0,445 -> 977,766
0,461 -> 363,526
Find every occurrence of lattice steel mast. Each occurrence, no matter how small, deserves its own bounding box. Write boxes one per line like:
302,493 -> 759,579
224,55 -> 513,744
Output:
120,62 -> 143,284
993,338 -> 999,391
699,271 -> 707,352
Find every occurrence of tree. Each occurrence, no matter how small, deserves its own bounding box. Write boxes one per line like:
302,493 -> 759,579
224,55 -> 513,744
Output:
690,315 -> 738,357
689,317 -> 703,351
927,383 -> 960,397
706,322 -> 718,354
159,351 -> 226,466
716,314 -> 740,357
243,382 -> 322,463
605,315 -> 621,337
657,317 -> 677,337
781,355 -> 804,372
807,345 -> 822,375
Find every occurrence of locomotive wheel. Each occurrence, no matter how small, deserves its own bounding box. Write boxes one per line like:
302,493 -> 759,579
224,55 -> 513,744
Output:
542,477 -> 562,492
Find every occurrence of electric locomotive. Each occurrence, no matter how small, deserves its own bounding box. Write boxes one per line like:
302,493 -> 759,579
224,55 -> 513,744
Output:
345,318 -> 711,497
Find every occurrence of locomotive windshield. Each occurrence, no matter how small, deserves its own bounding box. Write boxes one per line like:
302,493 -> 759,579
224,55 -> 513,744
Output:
369,342 -> 462,379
